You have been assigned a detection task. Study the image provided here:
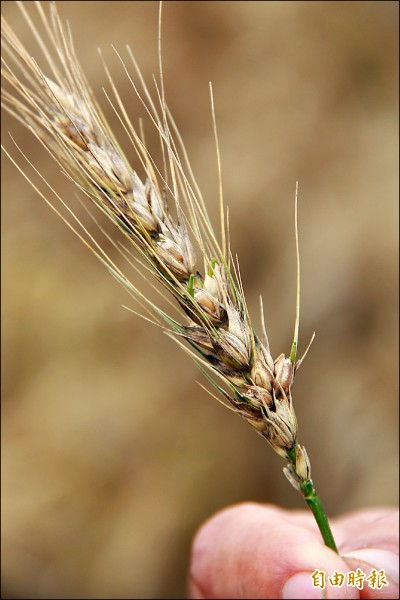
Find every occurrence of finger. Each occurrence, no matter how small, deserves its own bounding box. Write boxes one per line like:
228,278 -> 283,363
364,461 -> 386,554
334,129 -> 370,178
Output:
189,502 -> 359,599
333,508 -> 399,599
333,508 -> 398,555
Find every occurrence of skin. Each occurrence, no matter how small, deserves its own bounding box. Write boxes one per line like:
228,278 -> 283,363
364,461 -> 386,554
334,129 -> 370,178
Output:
188,503 -> 399,599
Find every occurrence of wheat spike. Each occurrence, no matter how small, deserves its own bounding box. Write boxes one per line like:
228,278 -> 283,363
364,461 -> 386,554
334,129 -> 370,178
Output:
2,2 -> 310,483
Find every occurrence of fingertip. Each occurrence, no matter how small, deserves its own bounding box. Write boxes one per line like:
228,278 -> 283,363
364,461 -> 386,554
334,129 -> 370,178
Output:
189,502 -> 290,599
189,502 -> 264,599
281,572 -> 325,599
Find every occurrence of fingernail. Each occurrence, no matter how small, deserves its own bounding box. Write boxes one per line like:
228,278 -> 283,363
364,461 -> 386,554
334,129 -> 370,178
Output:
343,549 -> 399,584
282,572 -> 324,599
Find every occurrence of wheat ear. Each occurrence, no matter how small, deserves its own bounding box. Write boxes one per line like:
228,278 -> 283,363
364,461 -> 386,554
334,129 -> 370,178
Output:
1,1 -> 338,552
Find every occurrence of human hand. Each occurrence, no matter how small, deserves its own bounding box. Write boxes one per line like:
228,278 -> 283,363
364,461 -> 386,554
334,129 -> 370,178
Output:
189,503 -> 398,599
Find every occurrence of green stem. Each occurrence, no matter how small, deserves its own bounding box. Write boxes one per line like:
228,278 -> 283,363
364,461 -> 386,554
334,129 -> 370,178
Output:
300,479 -> 338,553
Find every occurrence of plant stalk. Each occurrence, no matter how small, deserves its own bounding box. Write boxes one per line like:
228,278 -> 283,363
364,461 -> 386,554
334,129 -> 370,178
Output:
286,446 -> 338,552
300,479 -> 338,553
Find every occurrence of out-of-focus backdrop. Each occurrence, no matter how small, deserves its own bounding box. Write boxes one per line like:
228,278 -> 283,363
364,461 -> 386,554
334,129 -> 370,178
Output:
2,1 -> 398,598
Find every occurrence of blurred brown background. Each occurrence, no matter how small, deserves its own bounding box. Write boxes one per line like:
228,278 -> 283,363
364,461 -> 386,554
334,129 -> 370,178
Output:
2,1 -> 398,598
